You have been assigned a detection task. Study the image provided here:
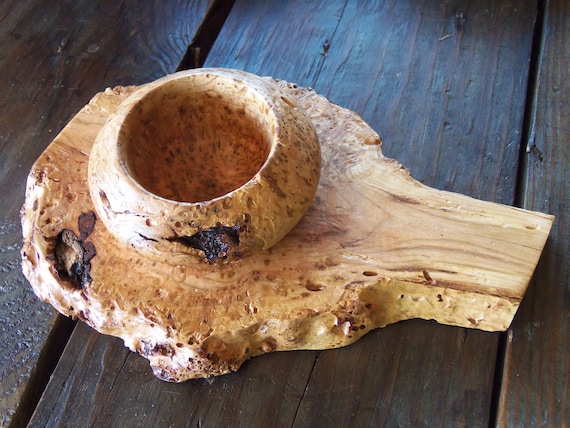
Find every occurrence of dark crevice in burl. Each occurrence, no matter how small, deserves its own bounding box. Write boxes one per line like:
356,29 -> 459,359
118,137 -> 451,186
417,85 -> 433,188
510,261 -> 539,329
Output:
54,211 -> 97,289
167,225 -> 240,261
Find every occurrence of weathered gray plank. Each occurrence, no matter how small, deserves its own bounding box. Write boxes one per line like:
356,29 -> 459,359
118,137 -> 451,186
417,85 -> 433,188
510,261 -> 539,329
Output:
0,1 -> 214,425
497,0 -> 570,426
208,0 -> 535,203
29,322 -> 315,427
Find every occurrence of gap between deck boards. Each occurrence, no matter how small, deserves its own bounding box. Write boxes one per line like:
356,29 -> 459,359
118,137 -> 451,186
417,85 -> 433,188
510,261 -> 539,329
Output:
489,1 -> 546,427
9,315 -> 75,428
176,0 -> 235,70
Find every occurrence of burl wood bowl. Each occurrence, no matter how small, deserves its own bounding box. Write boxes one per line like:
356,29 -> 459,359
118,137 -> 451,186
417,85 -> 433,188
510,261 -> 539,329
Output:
21,68 -> 553,381
88,70 -> 320,263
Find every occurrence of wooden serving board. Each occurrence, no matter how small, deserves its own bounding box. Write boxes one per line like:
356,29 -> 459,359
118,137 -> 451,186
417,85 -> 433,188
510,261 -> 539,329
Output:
21,80 -> 553,381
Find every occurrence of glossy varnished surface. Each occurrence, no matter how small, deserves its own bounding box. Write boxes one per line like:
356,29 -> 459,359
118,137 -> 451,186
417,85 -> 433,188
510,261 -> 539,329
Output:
1,0 -> 568,426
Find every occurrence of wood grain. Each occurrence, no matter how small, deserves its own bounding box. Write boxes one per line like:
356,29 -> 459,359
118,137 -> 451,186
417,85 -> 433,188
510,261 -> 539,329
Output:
25,0 -> 541,426
497,0 -> 570,425
0,0 -> 213,425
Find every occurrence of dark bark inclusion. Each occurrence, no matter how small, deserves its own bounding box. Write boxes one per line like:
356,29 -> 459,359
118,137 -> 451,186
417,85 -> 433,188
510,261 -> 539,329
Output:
167,225 -> 241,262
54,211 -> 97,289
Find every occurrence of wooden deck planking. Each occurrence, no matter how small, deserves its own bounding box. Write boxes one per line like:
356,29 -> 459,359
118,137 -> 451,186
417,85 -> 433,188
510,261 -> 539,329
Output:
309,1 -> 536,204
497,0 -> 570,426
26,0 -> 540,426
0,1 -> 215,425
28,322 -> 317,427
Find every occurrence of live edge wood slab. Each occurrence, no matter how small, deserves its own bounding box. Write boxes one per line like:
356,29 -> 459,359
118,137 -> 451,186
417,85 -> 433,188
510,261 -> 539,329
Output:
21,70 -> 553,381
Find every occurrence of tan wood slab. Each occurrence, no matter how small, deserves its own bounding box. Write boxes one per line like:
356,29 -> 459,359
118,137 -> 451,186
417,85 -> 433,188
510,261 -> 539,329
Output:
21,79 -> 553,381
